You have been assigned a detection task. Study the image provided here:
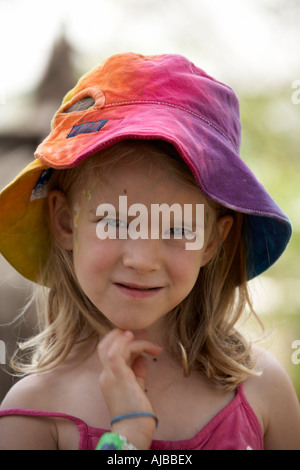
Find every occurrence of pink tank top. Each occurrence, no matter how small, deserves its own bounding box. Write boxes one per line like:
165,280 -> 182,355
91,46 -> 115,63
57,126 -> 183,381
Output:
0,383 -> 263,450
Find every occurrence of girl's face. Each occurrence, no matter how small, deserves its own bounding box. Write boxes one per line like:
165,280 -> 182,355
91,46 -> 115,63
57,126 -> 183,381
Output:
50,154 -> 231,333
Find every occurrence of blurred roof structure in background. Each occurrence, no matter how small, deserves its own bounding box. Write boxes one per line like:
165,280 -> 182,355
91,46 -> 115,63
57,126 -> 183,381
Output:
0,31 -> 76,153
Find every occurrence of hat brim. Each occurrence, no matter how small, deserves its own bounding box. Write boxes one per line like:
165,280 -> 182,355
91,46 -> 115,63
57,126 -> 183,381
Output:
0,159 -> 49,282
0,102 -> 292,282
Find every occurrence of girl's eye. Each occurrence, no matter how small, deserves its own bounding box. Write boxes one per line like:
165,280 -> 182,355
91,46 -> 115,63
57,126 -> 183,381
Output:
109,218 -> 126,228
165,227 -> 195,239
98,218 -> 127,228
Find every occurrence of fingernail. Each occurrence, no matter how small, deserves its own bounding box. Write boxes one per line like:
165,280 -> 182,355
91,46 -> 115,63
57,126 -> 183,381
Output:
123,330 -> 133,338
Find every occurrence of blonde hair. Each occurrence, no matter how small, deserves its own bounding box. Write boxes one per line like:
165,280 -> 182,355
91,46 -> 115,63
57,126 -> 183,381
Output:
11,140 -> 262,390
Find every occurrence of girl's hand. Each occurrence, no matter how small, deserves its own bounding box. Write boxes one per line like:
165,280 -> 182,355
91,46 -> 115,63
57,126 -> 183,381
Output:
97,328 -> 162,449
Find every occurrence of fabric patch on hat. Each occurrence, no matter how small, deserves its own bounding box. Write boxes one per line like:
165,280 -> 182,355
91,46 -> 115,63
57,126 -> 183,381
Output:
30,168 -> 54,201
67,119 -> 109,138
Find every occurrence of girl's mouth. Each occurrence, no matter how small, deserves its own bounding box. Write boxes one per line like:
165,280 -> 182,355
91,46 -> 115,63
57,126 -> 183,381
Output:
114,282 -> 163,298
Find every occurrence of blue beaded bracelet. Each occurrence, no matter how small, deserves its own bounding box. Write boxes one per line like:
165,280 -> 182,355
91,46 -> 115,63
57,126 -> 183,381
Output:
110,412 -> 159,429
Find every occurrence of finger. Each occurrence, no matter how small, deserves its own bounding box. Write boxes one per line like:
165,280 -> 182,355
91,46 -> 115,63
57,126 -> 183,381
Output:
127,339 -> 162,360
132,329 -> 149,340
97,329 -> 132,366
98,329 -> 162,366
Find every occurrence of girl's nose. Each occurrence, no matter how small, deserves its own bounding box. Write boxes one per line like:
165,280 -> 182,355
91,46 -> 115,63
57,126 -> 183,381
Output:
122,238 -> 161,273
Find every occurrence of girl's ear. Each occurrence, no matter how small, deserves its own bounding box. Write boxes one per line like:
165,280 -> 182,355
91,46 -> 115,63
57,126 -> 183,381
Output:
48,190 -> 74,250
216,214 -> 234,243
201,214 -> 233,266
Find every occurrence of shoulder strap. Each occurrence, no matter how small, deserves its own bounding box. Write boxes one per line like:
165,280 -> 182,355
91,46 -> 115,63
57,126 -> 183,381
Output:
0,407 -> 90,445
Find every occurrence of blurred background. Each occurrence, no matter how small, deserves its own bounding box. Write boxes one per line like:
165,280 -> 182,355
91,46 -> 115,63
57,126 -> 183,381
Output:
0,0 -> 299,402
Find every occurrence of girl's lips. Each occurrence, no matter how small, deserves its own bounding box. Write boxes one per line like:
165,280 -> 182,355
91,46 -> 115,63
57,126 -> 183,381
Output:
114,282 -> 163,298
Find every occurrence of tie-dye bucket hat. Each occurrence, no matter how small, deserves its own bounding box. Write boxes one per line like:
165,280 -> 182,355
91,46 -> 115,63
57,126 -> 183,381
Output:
0,53 -> 292,283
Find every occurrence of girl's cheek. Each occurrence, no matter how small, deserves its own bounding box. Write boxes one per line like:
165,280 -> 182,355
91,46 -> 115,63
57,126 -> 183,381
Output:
205,212 -> 209,230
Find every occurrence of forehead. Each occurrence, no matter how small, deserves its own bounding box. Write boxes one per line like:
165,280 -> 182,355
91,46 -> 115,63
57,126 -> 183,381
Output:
76,153 -> 208,208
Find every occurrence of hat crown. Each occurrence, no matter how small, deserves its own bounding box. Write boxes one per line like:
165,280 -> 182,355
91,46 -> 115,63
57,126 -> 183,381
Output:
61,53 -> 241,151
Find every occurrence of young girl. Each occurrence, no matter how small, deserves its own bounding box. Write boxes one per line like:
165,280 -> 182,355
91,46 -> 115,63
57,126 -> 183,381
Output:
0,53 -> 299,450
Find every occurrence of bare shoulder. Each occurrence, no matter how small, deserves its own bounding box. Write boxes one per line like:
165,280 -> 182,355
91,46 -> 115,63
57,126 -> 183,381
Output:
249,345 -> 298,396
0,373 -> 58,449
244,345 -> 300,450
1,373 -> 49,409
0,345 -> 103,449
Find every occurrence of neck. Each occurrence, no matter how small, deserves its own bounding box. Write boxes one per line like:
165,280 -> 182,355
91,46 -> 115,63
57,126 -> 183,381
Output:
133,317 -> 169,350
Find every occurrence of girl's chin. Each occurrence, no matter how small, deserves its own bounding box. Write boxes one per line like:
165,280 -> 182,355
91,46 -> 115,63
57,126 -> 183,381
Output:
111,321 -> 153,332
